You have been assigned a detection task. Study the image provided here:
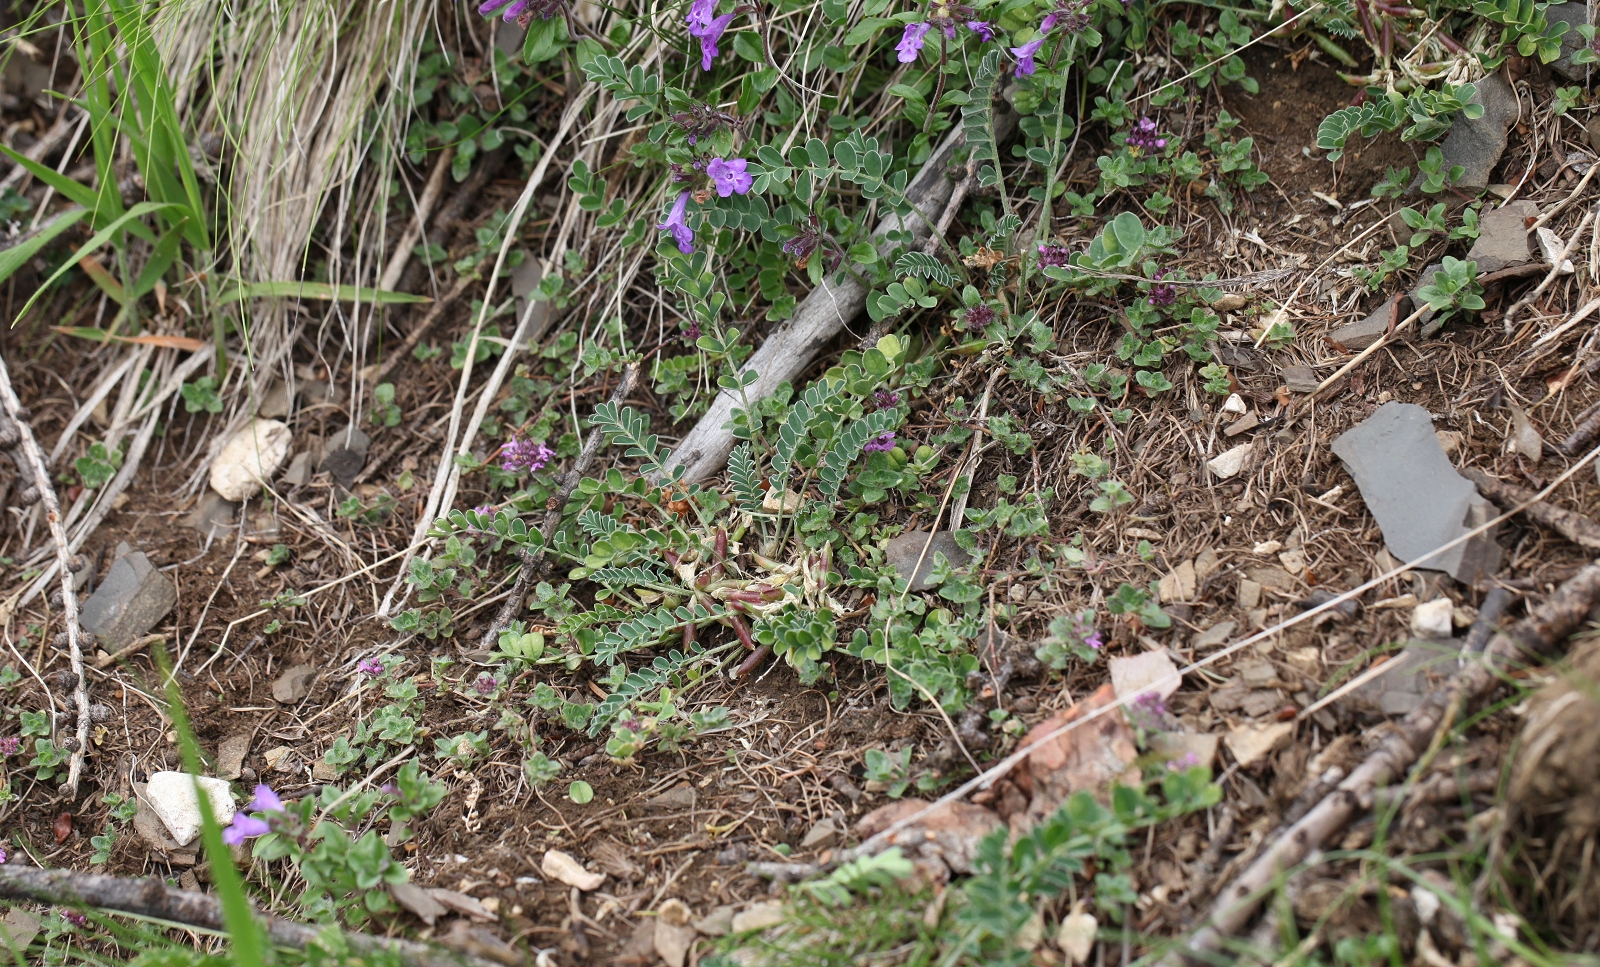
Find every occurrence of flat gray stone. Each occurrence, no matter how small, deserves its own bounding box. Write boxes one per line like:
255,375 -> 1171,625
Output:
272,664 -> 317,703
1548,2 -> 1594,82
800,817 -> 841,851
1466,201 -> 1538,273
391,881 -> 448,926
184,490 -> 238,537
1417,74 -> 1519,191
216,733 -> 250,781
80,551 -> 175,650
1346,639 -> 1461,717
1192,620 -> 1236,650
1281,365 -> 1320,394
1331,402 -> 1502,584
1328,296 -> 1403,351
0,908 -> 41,952
257,379 -> 292,419
280,451 -> 312,488
319,424 -> 370,487
330,424 -> 371,457
885,531 -> 973,592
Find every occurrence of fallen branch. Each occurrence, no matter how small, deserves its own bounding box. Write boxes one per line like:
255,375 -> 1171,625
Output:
481,362 -> 641,647
0,356 -> 90,797
0,864 -> 498,967
1461,466 -> 1600,552
662,104 -> 1019,483
1165,562 -> 1600,966
1558,396 -> 1600,456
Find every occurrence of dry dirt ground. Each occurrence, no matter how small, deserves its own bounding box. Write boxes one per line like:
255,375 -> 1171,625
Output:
4,43 -> 1600,964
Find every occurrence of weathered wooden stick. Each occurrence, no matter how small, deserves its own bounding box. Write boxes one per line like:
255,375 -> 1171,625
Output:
0,353 -> 90,796
1462,466 -> 1600,552
1166,562 -> 1600,966
0,864 -> 499,967
661,106 -> 1019,483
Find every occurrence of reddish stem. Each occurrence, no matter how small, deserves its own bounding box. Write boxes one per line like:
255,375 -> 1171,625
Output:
1380,16 -> 1393,58
733,645 -> 771,679
728,612 -> 756,651
683,620 -> 696,649
1353,0 -> 1377,45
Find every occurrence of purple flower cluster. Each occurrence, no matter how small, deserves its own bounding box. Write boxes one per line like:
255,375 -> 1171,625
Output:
501,435 -> 554,474
894,5 -> 996,64
1126,116 -> 1168,152
874,389 -> 901,409
1009,37 -> 1046,75
1065,612 -> 1102,650
223,784 -> 284,845
658,157 -> 752,254
671,103 -> 745,145
862,431 -> 897,453
474,673 -> 499,695
1149,268 -> 1177,307
0,737 -> 18,757
1126,690 -> 1168,730
357,658 -> 384,677
477,0 -> 563,25
1010,0 -> 1092,76
1037,243 -> 1071,269
963,304 -> 996,327
687,0 -> 740,71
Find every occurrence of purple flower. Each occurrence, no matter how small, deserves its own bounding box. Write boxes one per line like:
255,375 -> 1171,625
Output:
1126,117 -> 1168,152
479,0 -> 529,22
357,658 -> 384,677
62,911 -> 87,927
874,389 -> 900,409
249,784 -> 284,813
474,673 -> 498,695
964,304 -> 995,327
686,0 -> 716,31
222,814 -> 271,845
0,848 -> 10,864
684,322 -> 702,343
689,11 -> 737,70
501,435 -> 555,474
1010,37 -> 1045,76
706,157 -> 753,197
1149,268 -> 1177,307
862,431 -> 897,454
1037,243 -> 1071,268
0,737 -> 18,757
1165,751 -> 1201,771
896,22 -> 933,62
966,20 -> 995,41
1040,2 -> 1091,33
672,103 -> 744,145
657,191 -> 696,254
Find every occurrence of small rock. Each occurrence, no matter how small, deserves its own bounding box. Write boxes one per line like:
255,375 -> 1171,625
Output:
1193,620 -> 1236,650
1548,2 -> 1594,80
1278,548 -> 1307,575
319,424 -> 371,488
179,871 -> 200,891
311,760 -> 339,782
1224,722 -> 1295,767
272,664 -> 317,703
1056,906 -> 1097,965
1421,74 -> 1519,191
1535,227 -> 1576,275
1247,567 -> 1296,592
655,918 -> 698,967
1281,365 -> 1320,394
800,817 -> 841,851
647,783 -> 696,808
1148,732 -> 1220,771
1221,393 -> 1247,416
1465,202 -> 1537,273
1207,442 -> 1252,480
1158,560 -> 1197,602
693,905 -> 737,936
257,379 -> 293,419
1294,588 -> 1358,620
391,881 -> 448,926
1435,430 -> 1463,455
1211,293 -> 1248,311
132,785 -> 183,851
429,888 -> 495,922
542,849 -> 605,891
184,490 -> 239,537
1411,597 -> 1455,639
1331,402 -> 1502,584
1328,296 -> 1402,351
619,919 -> 656,962
210,418 -> 292,501
0,908 -> 41,952
761,489 -> 801,513
1508,404 -> 1544,466
1109,650 -> 1181,704
730,902 -> 787,933
1194,548 -> 1220,581
279,451 -> 312,488
1252,540 -> 1283,556
143,772 -> 236,847
1224,412 -> 1260,437
1237,579 -> 1262,610
80,550 -> 176,651
216,734 -> 250,781
885,531 -> 973,593
262,746 -> 296,773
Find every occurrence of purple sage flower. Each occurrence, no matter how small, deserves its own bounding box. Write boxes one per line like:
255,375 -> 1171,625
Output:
223,813 -> 271,845
689,11 -> 737,70
706,157 -> 753,197
686,0 -> 716,31
474,673 -> 499,695
1010,36 -> 1045,76
862,431 -> 897,454
966,20 -> 995,41
479,0 -> 529,22
249,785 -> 284,813
897,22 -> 933,62
1040,1 -> 1091,33
357,658 -> 384,677
964,304 -> 995,327
501,435 -> 556,474
657,191 -> 696,254
1037,243 -> 1071,268
0,737 -> 18,757
1126,117 -> 1168,152
874,389 -> 900,409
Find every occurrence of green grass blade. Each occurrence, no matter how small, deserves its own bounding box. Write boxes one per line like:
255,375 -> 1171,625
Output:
0,147 -> 98,210
12,201 -> 189,323
217,281 -> 432,305
128,220 -> 187,300
0,206 -> 86,287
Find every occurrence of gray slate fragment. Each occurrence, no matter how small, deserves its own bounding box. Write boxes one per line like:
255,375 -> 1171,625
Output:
0,908 -> 41,952
217,733 -> 250,781
885,531 -> 973,592
1281,365 -> 1320,394
390,882 -> 448,926
800,817 -> 841,851
1346,639 -> 1461,717
1548,2 -> 1594,82
1466,201 -> 1539,273
1331,402 -> 1502,584
257,379 -> 293,419
1415,74 -> 1519,191
280,451 -> 312,488
272,664 -> 317,703
1328,297 -> 1402,351
80,551 -> 175,650
184,490 -> 238,537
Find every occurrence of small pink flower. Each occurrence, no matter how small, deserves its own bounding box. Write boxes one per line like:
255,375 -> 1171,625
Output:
862,431 -> 897,453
